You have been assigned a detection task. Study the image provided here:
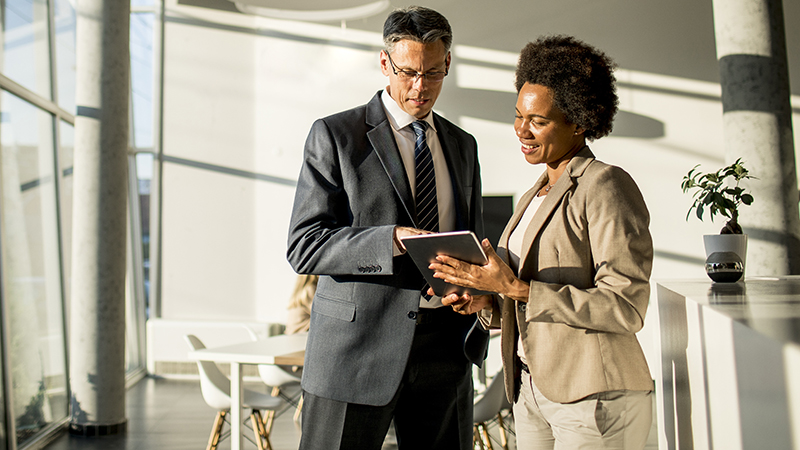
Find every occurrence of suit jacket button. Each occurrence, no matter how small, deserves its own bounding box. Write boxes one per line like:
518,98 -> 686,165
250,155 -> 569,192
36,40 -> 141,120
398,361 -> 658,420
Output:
408,311 -> 417,320
519,303 -> 526,311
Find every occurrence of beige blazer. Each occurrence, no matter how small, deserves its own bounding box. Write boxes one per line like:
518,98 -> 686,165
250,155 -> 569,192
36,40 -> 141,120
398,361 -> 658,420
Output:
483,147 -> 654,404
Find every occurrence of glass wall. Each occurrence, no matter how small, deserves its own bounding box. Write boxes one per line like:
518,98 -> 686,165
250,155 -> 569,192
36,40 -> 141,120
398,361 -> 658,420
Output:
3,0 -> 52,100
0,90 -> 67,447
130,9 -> 154,310
57,121 -> 72,311
0,0 -> 152,447
53,0 -> 76,114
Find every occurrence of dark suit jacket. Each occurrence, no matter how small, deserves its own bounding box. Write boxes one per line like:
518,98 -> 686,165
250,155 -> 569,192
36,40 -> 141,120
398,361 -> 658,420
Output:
287,91 -> 486,406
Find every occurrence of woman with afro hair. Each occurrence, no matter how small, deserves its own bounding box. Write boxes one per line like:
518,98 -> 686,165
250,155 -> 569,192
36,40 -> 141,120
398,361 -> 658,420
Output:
429,35 -> 654,449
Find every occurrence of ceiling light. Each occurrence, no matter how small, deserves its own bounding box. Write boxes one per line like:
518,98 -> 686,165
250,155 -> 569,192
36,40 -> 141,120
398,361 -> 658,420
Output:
232,0 -> 389,22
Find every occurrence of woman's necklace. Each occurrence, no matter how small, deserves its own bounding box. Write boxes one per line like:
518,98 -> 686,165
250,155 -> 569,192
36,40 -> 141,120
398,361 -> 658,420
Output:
538,181 -> 555,196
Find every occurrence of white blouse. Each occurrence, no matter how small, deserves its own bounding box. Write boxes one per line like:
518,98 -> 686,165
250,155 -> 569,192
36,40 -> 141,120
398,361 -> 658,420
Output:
507,192 -> 546,366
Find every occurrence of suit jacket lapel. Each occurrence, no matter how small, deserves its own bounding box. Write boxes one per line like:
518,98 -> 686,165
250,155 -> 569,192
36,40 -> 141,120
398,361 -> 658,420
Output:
497,185 -> 538,273
518,147 -> 595,276
366,93 -> 416,224
435,115 -> 469,230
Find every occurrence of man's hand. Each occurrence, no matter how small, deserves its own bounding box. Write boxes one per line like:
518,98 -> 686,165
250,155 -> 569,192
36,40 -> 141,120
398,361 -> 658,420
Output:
393,226 -> 433,254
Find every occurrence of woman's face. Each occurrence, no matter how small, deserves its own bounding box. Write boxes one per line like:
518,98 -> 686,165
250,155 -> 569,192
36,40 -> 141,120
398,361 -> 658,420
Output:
514,82 -> 585,167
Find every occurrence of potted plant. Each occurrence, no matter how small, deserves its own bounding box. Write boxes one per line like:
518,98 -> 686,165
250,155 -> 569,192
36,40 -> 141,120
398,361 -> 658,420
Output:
681,158 -> 755,281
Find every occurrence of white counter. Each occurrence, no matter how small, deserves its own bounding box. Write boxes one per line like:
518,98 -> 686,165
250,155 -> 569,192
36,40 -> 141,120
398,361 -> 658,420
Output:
655,276 -> 800,449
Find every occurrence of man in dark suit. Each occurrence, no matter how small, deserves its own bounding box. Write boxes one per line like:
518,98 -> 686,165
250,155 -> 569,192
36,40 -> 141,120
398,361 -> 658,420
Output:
287,6 -> 486,450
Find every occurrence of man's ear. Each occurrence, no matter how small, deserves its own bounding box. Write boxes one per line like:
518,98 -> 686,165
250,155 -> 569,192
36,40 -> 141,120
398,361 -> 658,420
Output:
380,50 -> 391,77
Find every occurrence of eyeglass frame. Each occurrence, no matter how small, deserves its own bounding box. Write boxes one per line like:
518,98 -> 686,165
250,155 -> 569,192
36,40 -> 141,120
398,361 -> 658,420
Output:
385,51 -> 449,83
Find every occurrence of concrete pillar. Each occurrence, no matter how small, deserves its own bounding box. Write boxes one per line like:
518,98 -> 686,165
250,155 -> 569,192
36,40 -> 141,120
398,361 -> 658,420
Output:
712,0 -> 800,275
69,0 -> 130,436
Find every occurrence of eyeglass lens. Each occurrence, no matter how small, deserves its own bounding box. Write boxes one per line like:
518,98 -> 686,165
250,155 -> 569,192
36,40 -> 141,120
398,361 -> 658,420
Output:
387,52 -> 447,82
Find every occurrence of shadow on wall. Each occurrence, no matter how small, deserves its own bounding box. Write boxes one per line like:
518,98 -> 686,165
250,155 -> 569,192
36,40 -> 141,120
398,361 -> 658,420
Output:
437,88 -> 665,139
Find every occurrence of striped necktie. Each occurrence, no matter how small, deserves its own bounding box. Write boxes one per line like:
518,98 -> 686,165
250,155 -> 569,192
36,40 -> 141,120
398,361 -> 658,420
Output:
411,120 -> 439,232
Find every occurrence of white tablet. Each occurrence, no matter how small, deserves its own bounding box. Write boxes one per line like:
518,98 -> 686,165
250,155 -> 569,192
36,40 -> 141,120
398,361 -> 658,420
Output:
400,230 -> 491,296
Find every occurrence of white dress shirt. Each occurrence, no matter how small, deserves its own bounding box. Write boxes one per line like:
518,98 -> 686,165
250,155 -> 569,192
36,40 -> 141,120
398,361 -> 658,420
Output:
381,88 -> 455,308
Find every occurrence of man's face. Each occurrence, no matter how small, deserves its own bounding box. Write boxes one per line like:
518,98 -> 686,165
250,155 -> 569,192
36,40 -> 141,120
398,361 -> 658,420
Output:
380,39 -> 450,119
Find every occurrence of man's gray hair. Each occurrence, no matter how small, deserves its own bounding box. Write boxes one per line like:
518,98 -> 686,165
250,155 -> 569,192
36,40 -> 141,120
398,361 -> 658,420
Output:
383,6 -> 452,54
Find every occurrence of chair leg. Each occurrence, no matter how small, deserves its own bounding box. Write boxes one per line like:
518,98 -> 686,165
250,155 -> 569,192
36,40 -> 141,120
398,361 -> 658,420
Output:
253,409 -> 275,450
496,413 -> 509,450
207,411 -> 226,450
473,425 -> 484,450
250,410 -> 266,450
293,393 -> 304,423
262,387 -> 280,434
479,423 -> 494,450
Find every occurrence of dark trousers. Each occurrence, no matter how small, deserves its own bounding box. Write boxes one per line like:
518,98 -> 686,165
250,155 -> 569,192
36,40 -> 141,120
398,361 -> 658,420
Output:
299,309 -> 475,450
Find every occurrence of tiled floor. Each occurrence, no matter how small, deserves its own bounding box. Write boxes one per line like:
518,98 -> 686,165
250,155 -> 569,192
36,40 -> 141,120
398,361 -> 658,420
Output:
43,377 -> 657,450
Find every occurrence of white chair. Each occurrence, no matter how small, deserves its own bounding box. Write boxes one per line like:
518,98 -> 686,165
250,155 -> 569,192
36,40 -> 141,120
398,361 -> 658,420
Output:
185,335 -> 282,450
473,369 -> 513,450
245,327 -> 304,424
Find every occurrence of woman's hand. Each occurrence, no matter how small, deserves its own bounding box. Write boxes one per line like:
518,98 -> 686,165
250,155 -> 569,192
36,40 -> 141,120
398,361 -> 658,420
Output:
441,293 -> 494,315
429,239 -> 530,302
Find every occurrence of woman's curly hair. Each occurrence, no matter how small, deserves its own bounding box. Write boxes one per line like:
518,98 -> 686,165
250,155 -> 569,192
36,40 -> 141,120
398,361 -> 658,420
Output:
515,35 -> 618,141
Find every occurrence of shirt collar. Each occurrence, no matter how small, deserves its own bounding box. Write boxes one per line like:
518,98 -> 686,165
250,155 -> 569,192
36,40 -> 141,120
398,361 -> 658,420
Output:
380,88 -> 437,133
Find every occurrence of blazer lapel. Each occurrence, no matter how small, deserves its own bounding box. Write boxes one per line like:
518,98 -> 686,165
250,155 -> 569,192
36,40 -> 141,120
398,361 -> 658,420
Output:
435,115 -> 469,230
492,169 -> 550,276
518,174 -> 565,270
518,147 -> 596,275
496,184 -> 539,273
366,93 -> 416,224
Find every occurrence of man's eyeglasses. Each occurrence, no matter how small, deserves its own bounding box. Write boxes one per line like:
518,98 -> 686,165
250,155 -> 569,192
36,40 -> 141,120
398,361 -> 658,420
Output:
386,52 -> 448,83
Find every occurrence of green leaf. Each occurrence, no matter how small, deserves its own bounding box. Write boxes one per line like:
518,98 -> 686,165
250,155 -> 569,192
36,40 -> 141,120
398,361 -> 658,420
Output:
722,198 -> 736,210
681,158 -> 755,223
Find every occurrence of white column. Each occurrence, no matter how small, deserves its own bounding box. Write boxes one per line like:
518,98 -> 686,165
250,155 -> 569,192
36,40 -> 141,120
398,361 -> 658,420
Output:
712,0 -> 800,275
69,0 -> 130,435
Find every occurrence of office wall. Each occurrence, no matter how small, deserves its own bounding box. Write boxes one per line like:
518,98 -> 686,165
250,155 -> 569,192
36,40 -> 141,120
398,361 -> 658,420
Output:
156,1 -> 800,366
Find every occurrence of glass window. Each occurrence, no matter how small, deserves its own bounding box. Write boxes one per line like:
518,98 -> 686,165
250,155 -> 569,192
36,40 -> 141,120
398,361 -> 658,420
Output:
136,152 -> 152,311
130,10 -> 154,320
126,155 -> 147,374
130,12 -> 154,149
0,91 -> 67,446
54,0 -> 76,113
58,121 -> 73,312
2,0 -> 53,100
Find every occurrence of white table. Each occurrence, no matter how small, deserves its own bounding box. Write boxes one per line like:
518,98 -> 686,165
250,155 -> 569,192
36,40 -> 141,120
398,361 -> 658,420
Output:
656,277 -> 800,450
188,333 -> 307,450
